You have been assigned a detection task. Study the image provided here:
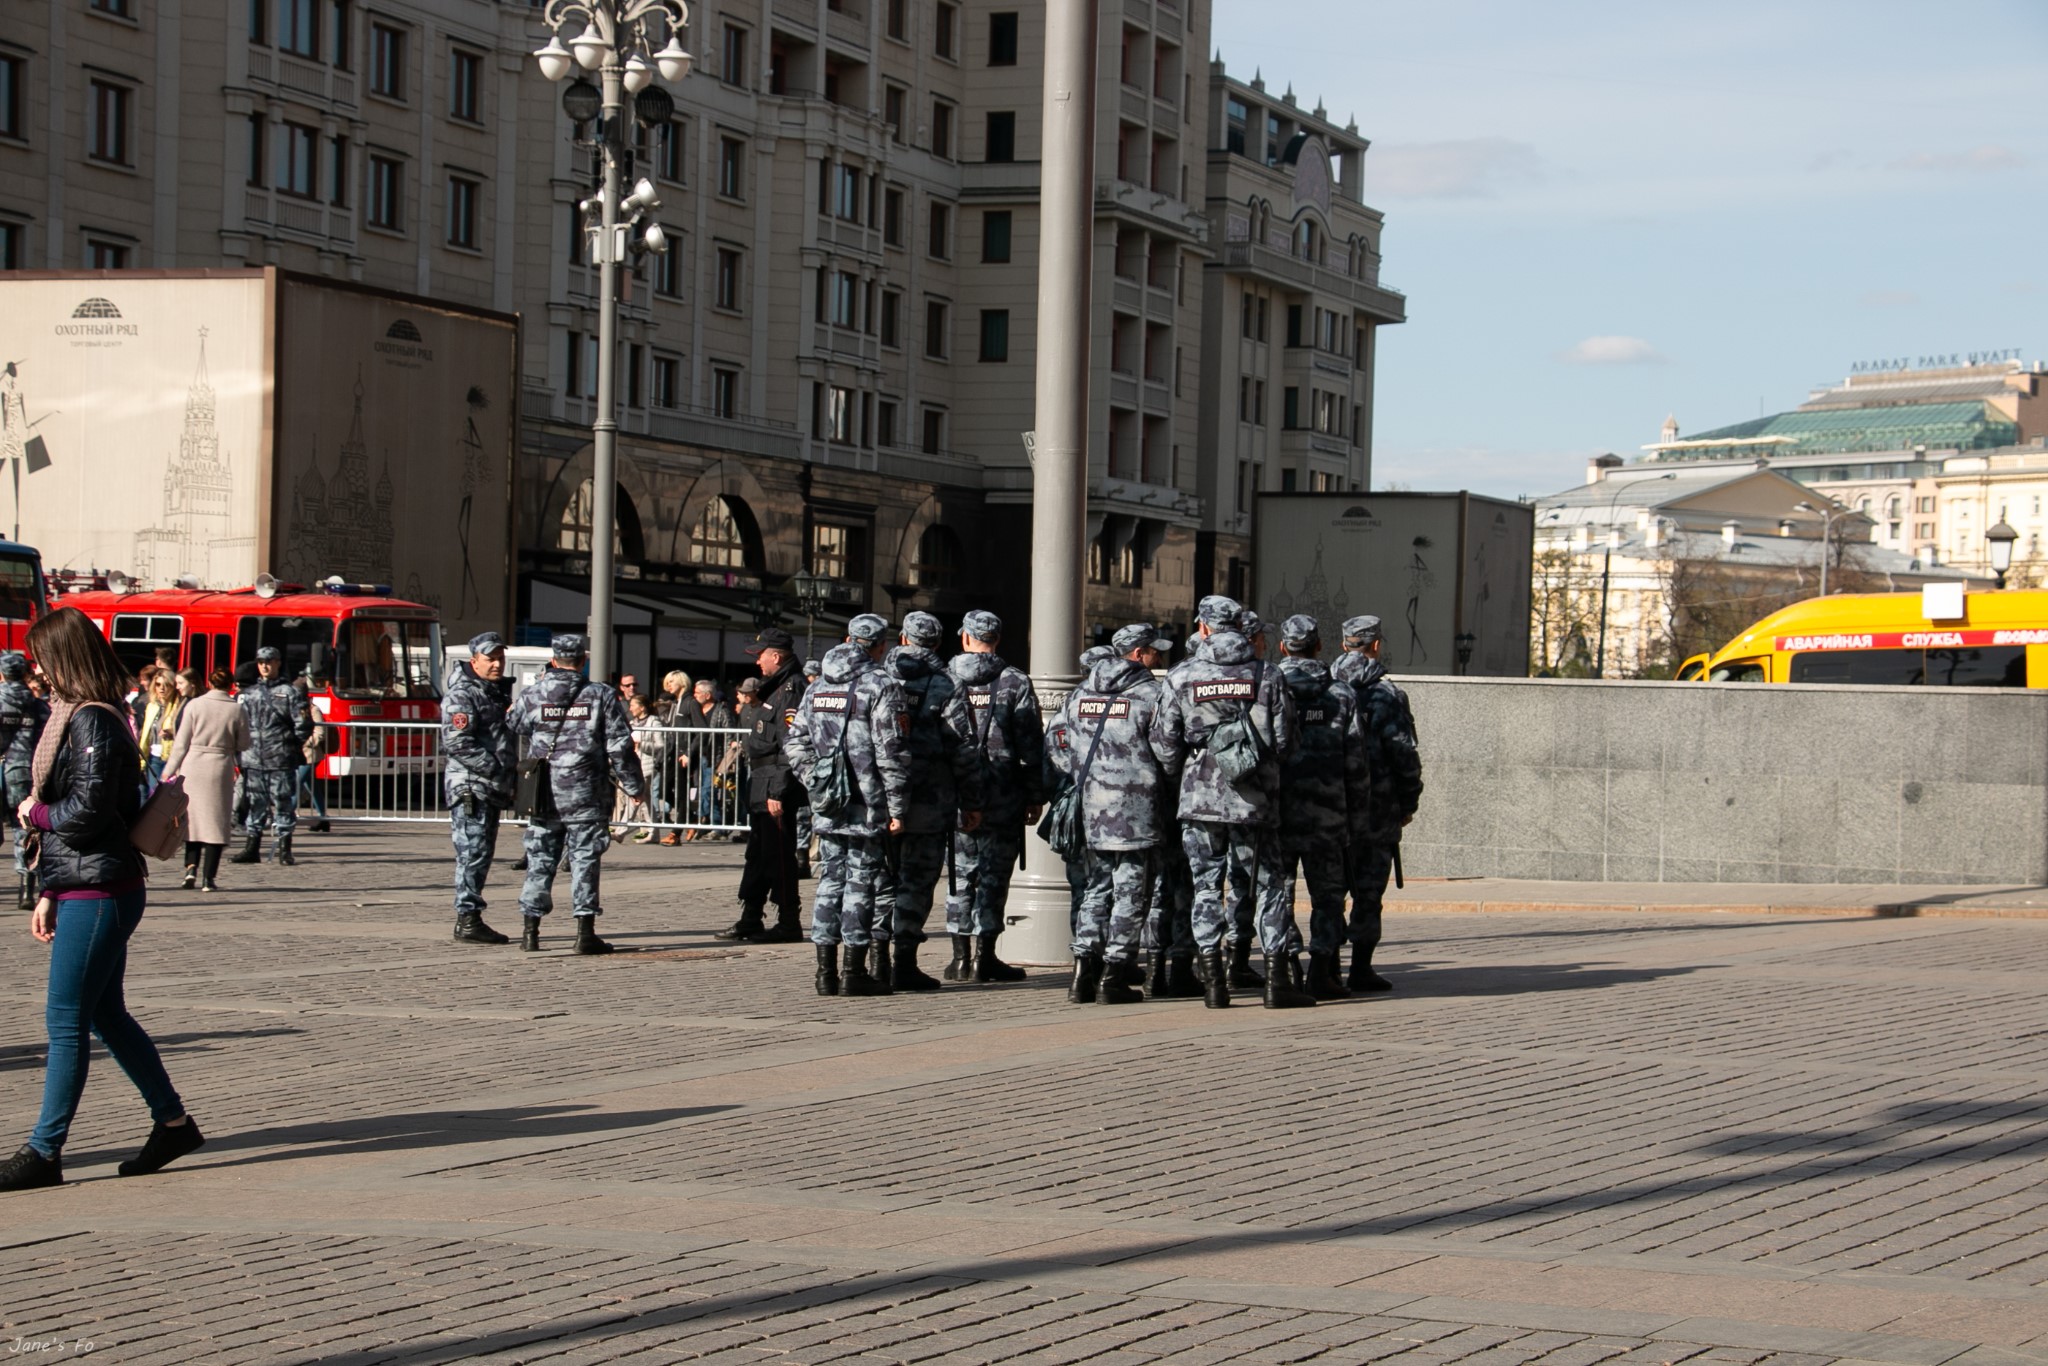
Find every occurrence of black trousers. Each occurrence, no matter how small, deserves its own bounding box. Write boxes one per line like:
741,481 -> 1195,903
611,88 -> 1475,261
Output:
738,805 -> 802,912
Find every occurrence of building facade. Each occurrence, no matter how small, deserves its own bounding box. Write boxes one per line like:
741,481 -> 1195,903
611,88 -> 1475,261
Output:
0,0 -> 1403,677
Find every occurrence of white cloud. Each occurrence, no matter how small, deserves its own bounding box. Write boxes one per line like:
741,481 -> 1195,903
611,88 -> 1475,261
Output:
1859,289 -> 1920,308
1366,138 -> 1544,199
1559,336 -> 1666,366
1890,145 -> 2025,173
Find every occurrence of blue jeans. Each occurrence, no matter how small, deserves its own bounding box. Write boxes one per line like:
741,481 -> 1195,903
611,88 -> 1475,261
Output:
144,755 -> 166,789
31,886 -> 184,1157
295,763 -> 328,818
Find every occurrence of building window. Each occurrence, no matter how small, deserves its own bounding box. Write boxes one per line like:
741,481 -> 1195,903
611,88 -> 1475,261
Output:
370,23 -> 405,99
720,24 -> 747,86
328,135 -> 349,204
934,2 -> 956,59
625,343 -> 644,409
876,398 -> 898,447
922,407 -> 945,454
712,366 -> 740,419
985,111 -> 1015,163
332,0 -> 352,69
88,80 -> 131,165
884,84 -> 906,143
930,100 -> 954,158
718,136 -> 744,199
924,299 -> 948,359
989,11 -> 1018,65
367,153 -> 404,230
279,0 -> 318,56
87,238 -> 129,269
812,522 -> 867,579
881,187 -> 905,247
914,524 -> 962,588
692,495 -> 753,567
927,201 -> 950,259
449,48 -> 481,122
655,120 -> 684,182
1283,386 -> 1299,429
880,290 -> 901,348
0,222 -> 18,270
653,235 -> 682,296
833,163 -> 861,221
979,310 -> 1009,363
279,122 -> 319,197
245,115 -> 267,187
715,246 -> 742,311
444,175 -> 478,248
0,55 -> 21,140
823,387 -> 856,443
982,210 -> 1011,263
828,270 -> 858,328
651,353 -> 680,409
249,0 -> 267,44
1226,96 -> 1248,155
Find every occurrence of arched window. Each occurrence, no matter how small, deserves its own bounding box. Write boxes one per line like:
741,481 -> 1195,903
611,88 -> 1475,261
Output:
557,478 -> 643,561
689,494 -> 760,571
913,523 -> 963,589
1294,219 -> 1316,261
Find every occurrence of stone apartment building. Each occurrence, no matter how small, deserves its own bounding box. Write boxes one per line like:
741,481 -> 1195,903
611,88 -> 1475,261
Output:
0,0 -> 1404,676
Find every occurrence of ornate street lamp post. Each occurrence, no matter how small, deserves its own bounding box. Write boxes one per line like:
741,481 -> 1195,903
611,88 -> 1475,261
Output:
789,569 -> 830,662
1987,519 -> 2018,589
1794,499 -> 1855,599
534,0 -> 693,683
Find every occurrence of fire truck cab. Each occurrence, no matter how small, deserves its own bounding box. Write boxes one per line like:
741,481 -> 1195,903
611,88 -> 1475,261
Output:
61,577 -> 445,777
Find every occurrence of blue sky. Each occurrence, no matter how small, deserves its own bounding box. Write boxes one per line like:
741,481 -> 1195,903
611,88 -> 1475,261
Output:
1209,1 -> 2047,501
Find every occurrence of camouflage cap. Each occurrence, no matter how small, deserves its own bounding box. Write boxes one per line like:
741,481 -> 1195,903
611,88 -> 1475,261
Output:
550,632 -> 589,660
1280,614 -> 1321,649
1111,622 -> 1172,656
1079,645 -> 1115,670
961,609 -> 1003,642
1196,595 -> 1243,629
802,657 -> 823,678
1341,615 -> 1382,647
0,652 -> 25,682
846,612 -> 890,646
255,645 -> 283,663
901,610 -> 944,647
1239,608 -> 1265,638
468,631 -> 506,656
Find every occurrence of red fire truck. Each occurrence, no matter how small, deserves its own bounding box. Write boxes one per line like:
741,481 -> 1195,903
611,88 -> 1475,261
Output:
61,576 -> 445,778
0,539 -> 49,653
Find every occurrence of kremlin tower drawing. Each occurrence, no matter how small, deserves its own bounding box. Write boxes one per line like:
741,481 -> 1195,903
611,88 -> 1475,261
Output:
281,371 -> 396,586
134,329 -> 251,585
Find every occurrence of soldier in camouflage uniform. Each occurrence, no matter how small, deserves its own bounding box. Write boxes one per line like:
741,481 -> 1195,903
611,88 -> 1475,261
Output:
795,655 -> 824,878
878,611 -> 983,991
1156,595 -> 1313,1009
1046,625 -> 1176,1006
0,652 -> 48,910
232,646 -> 314,867
1275,615 -> 1372,999
1332,614 -> 1423,991
443,632 -> 517,946
784,619 -> 910,998
508,633 -> 646,955
942,609 -> 1047,984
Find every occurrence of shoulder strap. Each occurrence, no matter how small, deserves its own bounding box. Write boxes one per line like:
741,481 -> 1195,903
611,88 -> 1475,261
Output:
1072,693 -> 1114,795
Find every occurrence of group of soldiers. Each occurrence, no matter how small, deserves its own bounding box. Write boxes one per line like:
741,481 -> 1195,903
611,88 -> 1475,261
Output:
435,597 -> 1423,1009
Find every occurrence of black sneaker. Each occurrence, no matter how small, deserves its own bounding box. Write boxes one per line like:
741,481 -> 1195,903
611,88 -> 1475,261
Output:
118,1119 -> 205,1177
0,1144 -> 63,1191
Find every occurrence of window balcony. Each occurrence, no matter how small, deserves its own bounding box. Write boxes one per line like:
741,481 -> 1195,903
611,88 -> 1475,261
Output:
1219,238 -> 1405,323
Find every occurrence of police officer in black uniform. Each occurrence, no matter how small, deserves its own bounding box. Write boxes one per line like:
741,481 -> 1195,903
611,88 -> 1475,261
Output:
724,626 -> 808,943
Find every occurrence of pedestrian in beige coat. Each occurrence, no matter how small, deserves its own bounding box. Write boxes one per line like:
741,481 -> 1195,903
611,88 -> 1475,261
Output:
163,669 -> 251,892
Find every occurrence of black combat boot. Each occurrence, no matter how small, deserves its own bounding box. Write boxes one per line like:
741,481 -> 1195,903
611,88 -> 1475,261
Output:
1067,953 -> 1104,1004
274,835 -> 297,867
715,902 -> 766,942
453,912 -> 510,945
975,932 -> 1026,983
943,934 -> 974,981
756,906 -> 803,943
1348,943 -> 1392,993
815,942 -> 841,996
1096,958 -> 1144,1005
869,940 -> 895,996
510,855 -> 529,871
0,1144 -> 62,1191
841,944 -> 881,996
1264,953 -> 1318,1010
230,833 -> 262,864
1307,951 -> 1351,1000
893,940 -> 942,992
573,915 -> 614,955
520,917 -> 542,952
1165,956 -> 1205,998
1198,948 -> 1230,1009
1228,939 -> 1266,989
309,818 -> 330,833
1112,958 -> 1146,989
1147,948 -> 1171,997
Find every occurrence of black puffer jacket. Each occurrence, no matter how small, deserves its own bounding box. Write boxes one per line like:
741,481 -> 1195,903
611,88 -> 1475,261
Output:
36,704 -> 145,891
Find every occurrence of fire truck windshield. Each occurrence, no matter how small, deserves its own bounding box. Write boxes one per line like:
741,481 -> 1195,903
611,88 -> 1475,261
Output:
334,618 -> 443,699
0,555 -> 43,623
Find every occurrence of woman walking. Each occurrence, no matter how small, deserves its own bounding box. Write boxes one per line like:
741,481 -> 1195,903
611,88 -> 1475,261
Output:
138,667 -> 183,788
0,608 -> 203,1192
163,668 -> 249,893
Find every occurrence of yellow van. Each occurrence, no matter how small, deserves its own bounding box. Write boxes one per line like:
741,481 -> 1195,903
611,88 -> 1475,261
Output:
1689,589 -> 2048,687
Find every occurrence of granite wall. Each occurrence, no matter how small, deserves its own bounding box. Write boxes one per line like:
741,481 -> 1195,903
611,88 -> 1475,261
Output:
1400,677 -> 2048,885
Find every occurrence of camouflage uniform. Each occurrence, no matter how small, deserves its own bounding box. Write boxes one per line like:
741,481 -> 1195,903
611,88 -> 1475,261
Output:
509,658 -> 645,923
943,641 -> 1047,939
443,644 -> 517,921
783,642 -> 910,948
1045,652 -> 1172,965
880,633 -> 981,945
0,657 -> 48,886
1339,641 -> 1423,962
238,665 -> 313,842
1276,646 -> 1371,957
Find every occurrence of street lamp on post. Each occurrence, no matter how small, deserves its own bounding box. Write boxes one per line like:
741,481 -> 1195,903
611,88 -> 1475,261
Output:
789,569 -> 830,660
1794,500 -> 1854,598
534,0 -> 693,685
1986,520 -> 2018,589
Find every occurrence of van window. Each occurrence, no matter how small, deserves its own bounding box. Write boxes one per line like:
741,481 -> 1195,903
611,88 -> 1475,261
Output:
1708,658 -> 1766,683
110,613 -> 183,674
1788,646 -> 2026,687
234,616 -> 335,685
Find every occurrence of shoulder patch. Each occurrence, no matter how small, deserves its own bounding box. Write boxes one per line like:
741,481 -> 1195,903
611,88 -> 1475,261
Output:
450,713 -> 471,731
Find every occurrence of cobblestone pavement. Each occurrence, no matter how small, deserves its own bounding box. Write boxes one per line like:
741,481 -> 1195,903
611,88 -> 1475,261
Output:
5,826 -> 2048,1365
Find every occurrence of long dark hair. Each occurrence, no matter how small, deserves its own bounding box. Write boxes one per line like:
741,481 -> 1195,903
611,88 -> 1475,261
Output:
27,607 -> 132,707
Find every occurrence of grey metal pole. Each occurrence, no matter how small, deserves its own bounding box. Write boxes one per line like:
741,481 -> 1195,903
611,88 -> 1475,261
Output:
1594,543 -> 1611,679
1002,0 -> 1098,967
587,59 -> 625,682
1819,515 -> 1831,598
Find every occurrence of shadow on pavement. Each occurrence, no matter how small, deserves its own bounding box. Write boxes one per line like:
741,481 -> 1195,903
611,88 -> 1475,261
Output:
0,1025 -> 306,1074
1376,961 -> 1698,996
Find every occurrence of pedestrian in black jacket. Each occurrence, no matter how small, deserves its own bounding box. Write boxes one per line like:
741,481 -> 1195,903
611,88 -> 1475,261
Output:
1,607 -> 203,1192
722,627 -> 807,943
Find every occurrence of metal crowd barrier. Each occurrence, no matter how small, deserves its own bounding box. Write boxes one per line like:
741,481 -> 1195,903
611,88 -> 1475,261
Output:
312,721 -> 753,833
